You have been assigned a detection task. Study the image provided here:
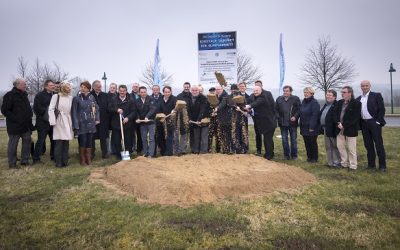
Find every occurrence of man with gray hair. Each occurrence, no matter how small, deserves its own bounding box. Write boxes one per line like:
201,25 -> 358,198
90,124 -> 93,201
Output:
1,78 -> 34,168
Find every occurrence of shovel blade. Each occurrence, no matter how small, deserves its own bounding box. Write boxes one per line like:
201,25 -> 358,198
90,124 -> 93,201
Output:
120,151 -> 130,161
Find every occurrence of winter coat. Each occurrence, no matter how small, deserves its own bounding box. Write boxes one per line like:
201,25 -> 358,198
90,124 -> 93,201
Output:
33,90 -> 53,130
299,96 -> 320,136
275,95 -> 301,127
91,91 -> 110,139
333,98 -> 362,137
188,94 -> 208,122
136,96 -> 157,124
249,90 -> 277,134
108,95 -> 137,130
319,101 -> 337,137
1,87 -> 34,135
48,94 -> 73,140
72,93 -> 99,135
217,90 -> 232,126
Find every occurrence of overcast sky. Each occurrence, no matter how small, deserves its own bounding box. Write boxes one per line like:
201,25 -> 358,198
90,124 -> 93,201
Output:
1,0 -> 399,97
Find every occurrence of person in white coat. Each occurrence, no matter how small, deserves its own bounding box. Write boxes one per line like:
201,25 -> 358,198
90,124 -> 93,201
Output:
48,81 -> 74,167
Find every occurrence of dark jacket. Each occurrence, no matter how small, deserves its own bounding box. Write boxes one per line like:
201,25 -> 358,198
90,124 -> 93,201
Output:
249,92 -> 277,134
136,96 -> 157,124
130,91 -> 139,101
1,87 -> 34,135
188,94 -> 208,122
151,94 -> 163,106
299,96 -> 320,136
91,90 -> 110,139
333,98 -> 362,137
319,101 -> 337,137
72,93 -> 100,135
275,95 -> 301,127
33,90 -> 53,130
177,91 -> 192,105
356,92 -> 386,126
108,95 -> 137,130
157,95 -> 177,115
217,90 -> 232,126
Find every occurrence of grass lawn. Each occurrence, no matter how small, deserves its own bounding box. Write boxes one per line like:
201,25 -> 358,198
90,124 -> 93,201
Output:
0,126 -> 399,249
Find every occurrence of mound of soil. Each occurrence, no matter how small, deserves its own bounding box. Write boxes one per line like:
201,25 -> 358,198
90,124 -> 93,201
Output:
90,154 -> 316,206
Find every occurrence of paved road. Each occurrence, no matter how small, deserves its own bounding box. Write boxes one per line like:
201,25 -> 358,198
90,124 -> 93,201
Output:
1,117 -> 400,128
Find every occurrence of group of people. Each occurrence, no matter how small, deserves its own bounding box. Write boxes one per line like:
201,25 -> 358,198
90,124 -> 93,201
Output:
1,78 -> 387,172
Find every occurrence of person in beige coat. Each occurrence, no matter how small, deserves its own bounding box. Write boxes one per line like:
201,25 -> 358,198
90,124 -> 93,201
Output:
48,81 -> 74,167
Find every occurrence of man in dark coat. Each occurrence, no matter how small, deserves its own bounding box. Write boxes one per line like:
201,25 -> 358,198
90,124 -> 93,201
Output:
91,80 -> 110,159
246,85 -> 277,160
215,86 -> 232,153
151,85 -> 164,156
252,80 -> 277,156
333,86 -> 362,170
135,86 -> 157,157
108,85 -> 137,159
187,85 -> 209,154
156,86 -> 177,156
32,79 -> 55,164
107,83 -> 118,155
275,85 -> 301,160
130,82 -> 141,154
176,82 -> 192,154
357,80 -> 387,172
1,78 -> 34,168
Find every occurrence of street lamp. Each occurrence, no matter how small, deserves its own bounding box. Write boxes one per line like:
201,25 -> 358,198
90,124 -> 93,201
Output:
389,63 -> 396,114
102,72 -> 107,92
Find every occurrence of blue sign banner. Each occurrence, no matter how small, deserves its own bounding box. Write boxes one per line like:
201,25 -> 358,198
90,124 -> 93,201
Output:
198,31 -> 237,51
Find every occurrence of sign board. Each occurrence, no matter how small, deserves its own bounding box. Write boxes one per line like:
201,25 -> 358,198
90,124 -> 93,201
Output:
198,31 -> 237,89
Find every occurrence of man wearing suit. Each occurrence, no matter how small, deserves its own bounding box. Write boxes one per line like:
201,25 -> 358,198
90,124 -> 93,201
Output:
251,80 -> 277,157
91,80 -> 110,159
246,85 -> 277,160
356,80 -> 387,172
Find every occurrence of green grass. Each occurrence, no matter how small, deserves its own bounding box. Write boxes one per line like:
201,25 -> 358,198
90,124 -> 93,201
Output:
1,126 -> 400,249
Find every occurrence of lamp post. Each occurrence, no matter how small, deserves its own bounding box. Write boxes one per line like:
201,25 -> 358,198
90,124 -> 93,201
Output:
102,72 -> 107,93
389,63 -> 396,114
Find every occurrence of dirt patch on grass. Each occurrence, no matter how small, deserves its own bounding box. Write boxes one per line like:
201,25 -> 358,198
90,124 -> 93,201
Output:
89,154 -> 316,206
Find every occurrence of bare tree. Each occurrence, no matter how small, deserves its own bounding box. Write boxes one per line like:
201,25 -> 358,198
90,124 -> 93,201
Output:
300,36 -> 357,95
26,58 -> 43,102
17,56 -> 28,78
21,57 -> 70,101
236,49 -> 263,85
140,60 -> 173,88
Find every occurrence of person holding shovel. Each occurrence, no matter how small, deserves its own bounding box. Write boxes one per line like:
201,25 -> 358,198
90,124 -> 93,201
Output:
108,84 -> 137,159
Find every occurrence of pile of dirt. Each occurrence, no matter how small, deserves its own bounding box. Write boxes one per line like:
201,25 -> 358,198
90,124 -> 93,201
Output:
90,154 -> 316,206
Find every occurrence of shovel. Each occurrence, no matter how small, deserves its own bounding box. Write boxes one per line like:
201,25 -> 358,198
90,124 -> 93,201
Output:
119,114 -> 131,161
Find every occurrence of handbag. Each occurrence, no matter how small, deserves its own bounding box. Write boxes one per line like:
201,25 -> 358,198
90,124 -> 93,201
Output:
54,94 -> 60,119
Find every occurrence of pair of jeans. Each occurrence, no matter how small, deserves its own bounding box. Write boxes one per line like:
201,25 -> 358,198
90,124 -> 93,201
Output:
78,133 -> 93,148
280,126 -> 298,158
140,123 -> 156,156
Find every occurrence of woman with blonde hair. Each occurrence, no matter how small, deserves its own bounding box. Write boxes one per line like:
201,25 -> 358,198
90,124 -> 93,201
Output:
299,87 -> 320,163
48,81 -> 74,167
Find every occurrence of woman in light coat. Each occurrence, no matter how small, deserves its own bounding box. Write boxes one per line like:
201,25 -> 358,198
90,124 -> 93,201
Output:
48,81 -> 74,167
